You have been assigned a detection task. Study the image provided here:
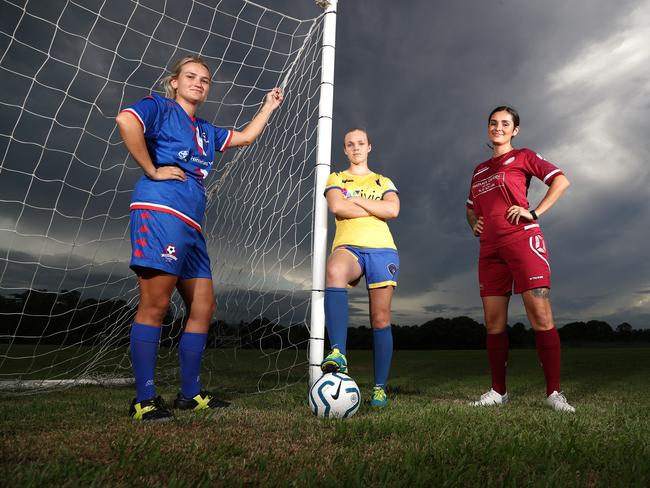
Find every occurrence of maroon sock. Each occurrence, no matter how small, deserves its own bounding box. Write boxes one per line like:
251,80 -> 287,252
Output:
535,328 -> 561,395
486,332 -> 509,395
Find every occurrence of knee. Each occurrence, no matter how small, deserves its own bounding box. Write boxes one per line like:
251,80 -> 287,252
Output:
529,311 -> 554,331
139,297 -> 171,324
188,299 -> 216,323
326,263 -> 347,286
370,311 -> 391,329
484,317 -> 507,334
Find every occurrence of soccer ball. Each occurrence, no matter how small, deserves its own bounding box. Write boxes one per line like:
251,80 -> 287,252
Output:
309,372 -> 361,419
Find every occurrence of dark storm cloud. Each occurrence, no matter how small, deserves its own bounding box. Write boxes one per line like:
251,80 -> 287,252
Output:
1,0 -> 648,329
325,0 -> 650,327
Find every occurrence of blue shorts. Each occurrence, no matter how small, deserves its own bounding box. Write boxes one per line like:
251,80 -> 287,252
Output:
339,246 -> 399,289
129,209 -> 212,279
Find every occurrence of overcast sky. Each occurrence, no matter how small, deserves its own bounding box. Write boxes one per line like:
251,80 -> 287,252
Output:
1,0 -> 648,329
306,0 -> 650,327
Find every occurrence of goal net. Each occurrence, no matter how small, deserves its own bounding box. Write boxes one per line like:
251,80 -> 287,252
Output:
0,0 -> 330,394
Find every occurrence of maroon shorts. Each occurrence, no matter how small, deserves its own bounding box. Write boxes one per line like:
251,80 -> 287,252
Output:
478,231 -> 551,296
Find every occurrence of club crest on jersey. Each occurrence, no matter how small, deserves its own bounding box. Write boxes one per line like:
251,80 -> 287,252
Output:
178,150 -> 189,161
387,263 -> 398,276
161,244 -> 178,262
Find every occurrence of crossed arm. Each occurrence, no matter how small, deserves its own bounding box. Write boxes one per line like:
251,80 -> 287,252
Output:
326,190 -> 400,220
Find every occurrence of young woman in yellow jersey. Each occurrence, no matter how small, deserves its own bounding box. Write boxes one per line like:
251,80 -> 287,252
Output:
320,128 -> 400,407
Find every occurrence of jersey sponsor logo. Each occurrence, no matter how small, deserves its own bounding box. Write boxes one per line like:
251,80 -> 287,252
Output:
178,150 -> 189,161
190,156 -> 211,166
161,243 -> 178,262
528,275 -> 545,281
342,179 -> 354,183
502,156 -> 515,166
471,172 -> 505,198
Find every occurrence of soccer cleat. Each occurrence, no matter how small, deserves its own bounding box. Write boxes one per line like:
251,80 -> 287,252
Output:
173,390 -> 231,411
129,396 -> 174,422
320,348 -> 348,374
546,391 -> 575,413
470,388 -> 509,406
370,385 -> 388,408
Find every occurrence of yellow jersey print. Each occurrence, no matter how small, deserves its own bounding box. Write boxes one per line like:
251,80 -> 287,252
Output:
325,171 -> 398,251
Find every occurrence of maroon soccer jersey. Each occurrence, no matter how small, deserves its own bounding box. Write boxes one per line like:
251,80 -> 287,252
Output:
466,148 -> 563,247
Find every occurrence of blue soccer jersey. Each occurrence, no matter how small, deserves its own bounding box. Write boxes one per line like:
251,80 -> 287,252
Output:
120,93 -> 232,231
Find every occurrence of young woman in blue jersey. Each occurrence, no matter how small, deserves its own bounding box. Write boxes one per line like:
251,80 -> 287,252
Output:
320,128 -> 400,408
116,55 -> 283,421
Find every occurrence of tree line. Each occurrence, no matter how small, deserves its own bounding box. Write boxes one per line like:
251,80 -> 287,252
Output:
1,290 -> 649,349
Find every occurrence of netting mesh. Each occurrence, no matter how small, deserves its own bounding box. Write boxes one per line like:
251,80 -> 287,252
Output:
0,0 -> 325,394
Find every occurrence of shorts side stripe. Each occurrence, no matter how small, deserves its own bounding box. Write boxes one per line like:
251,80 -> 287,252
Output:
130,202 -> 202,231
529,236 -> 550,272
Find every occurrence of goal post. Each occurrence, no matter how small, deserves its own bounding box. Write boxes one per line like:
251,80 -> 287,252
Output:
0,0 -> 338,394
309,0 -> 338,387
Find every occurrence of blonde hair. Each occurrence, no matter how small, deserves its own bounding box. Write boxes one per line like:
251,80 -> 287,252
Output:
161,55 -> 211,99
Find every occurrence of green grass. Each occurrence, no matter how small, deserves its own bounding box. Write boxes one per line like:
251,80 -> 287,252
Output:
1,348 -> 649,487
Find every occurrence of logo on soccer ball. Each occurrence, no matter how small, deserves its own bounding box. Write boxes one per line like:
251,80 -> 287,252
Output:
161,244 -> 178,262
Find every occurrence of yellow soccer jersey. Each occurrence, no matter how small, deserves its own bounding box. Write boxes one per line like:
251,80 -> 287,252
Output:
325,170 -> 398,250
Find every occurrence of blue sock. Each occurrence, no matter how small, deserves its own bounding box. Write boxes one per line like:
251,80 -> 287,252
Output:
325,287 -> 348,355
372,326 -> 393,388
130,322 -> 161,402
179,331 -> 208,398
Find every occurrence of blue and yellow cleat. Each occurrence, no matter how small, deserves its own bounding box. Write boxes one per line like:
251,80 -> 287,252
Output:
173,390 -> 231,411
320,348 -> 348,374
370,385 -> 388,408
129,396 -> 174,422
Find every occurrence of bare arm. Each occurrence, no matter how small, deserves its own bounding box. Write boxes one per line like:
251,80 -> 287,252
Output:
115,112 -> 185,181
506,174 -> 571,224
466,207 -> 483,236
349,192 -> 400,220
326,190 -> 371,219
228,88 -> 283,148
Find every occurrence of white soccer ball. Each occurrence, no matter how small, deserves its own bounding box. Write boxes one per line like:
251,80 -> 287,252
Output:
309,372 -> 361,419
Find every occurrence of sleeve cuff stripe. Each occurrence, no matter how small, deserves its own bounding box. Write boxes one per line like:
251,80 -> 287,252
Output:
120,109 -> 145,132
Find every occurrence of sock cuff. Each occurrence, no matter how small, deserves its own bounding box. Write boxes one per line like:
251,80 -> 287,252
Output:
131,322 -> 162,343
535,327 -> 560,346
373,325 -> 392,337
179,331 -> 208,352
486,331 -> 509,348
325,287 -> 348,294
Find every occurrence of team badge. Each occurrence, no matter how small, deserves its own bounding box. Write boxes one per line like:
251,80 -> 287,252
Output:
161,243 -> 178,262
387,263 -> 398,276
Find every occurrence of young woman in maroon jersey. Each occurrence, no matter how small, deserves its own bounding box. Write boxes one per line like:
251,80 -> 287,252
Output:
465,106 -> 575,412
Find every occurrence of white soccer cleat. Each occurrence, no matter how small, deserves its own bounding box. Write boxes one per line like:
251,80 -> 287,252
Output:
546,391 -> 576,413
470,388 -> 509,406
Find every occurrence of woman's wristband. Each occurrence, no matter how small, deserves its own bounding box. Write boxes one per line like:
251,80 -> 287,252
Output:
530,209 -> 538,220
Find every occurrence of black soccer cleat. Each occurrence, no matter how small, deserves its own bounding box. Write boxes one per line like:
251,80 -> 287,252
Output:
129,396 -> 174,422
173,390 -> 231,411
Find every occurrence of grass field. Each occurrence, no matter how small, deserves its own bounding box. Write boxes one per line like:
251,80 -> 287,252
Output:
1,347 -> 649,487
